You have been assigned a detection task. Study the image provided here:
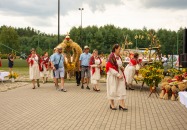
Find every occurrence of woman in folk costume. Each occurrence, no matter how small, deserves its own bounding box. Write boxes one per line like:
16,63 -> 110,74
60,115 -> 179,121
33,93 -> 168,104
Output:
89,49 -> 102,91
27,48 -> 41,89
106,44 -> 128,111
124,53 -> 141,90
40,52 -> 49,83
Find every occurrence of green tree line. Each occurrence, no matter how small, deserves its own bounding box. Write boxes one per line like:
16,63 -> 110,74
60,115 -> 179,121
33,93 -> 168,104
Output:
0,25 -> 184,57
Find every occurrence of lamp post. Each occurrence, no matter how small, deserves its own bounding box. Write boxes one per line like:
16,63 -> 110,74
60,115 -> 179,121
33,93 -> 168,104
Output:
79,7 -> 84,48
129,42 -> 133,49
38,30 -> 40,50
177,31 -> 179,55
134,34 -> 144,50
58,0 -> 60,44
177,30 -> 181,55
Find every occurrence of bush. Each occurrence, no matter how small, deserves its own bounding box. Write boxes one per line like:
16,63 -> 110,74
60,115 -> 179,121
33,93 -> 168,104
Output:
0,54 -> 9,59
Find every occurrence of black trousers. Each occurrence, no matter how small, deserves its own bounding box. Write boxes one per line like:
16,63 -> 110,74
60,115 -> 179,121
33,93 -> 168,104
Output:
75,71 -> 81,84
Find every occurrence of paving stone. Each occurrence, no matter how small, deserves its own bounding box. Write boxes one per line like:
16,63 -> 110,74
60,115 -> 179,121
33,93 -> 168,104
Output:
0,83 -> 187,130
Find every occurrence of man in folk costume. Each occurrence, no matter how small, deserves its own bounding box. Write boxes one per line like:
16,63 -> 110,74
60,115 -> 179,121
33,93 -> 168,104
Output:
27,48 -> 42,89
89,49 -> 102,91
40,52 -> 50,84
106,44 -> 128,111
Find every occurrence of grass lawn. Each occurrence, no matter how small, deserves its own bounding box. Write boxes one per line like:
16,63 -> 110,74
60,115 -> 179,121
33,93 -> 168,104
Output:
0,59 -> 76,82
0,59 -> 29,77
0,59 -> 106,83
1,59 -> 28,67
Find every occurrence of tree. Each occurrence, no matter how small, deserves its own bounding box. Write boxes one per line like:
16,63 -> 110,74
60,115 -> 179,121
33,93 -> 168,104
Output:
0,26 -> 20,54
0,25 -> 185,56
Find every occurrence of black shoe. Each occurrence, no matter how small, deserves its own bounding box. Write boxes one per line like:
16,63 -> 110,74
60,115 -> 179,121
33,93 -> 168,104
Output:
119,105 -> 128,111
60,89 -> 67,92
81,85 -> 84,89
93,87 -> 97,91
86,86 -> 90,90
110,105 -> 117,110
32,86 -> 36,89
37,84 -> 40,87
77,83 -> 80,86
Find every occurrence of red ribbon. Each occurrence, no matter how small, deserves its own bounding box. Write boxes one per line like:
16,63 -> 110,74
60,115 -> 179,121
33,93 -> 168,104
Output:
106,53 -> 126,86
40,56 -> 49,69
26,54 -> 42,71
89,56 -> 102,75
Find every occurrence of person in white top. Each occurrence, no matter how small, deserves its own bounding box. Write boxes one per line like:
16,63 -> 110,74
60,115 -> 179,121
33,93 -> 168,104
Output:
124,53 -> 141,90
26,48 -> 41,89
106,44 -> 128,111
162,55 -> 168,63
89,49 -> 102,91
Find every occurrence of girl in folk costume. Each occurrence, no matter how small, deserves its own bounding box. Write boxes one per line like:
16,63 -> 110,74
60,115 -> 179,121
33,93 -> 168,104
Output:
27,48 -> 41,89
8,53 -> 14,72
89,49 -> 102,91
40,52 -> 49,83
106,44 -> 128,111
124,53 -> 141,90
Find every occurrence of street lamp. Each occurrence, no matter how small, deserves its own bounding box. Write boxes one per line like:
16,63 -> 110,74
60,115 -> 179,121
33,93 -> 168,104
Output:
58,0 -> 60,44
134,34 -> 144,50
78,7 -> 84,48
129,42 -> 133,49
38,30 -> 40,50
176,30 -> 182,55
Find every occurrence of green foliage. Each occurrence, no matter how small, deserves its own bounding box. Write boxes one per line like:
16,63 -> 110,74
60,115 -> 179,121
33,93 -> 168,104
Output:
0,53 -> 8,59
151,61 -> 164,69
0,26 -> 19,54
70,25 -> 184,55
0,25 -> 185,56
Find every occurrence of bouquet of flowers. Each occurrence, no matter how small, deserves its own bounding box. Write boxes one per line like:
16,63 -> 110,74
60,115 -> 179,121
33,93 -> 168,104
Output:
144,48 -> 149,55
101,66 -> 106,75
182,68 -> 187,73
139,63 -> 164,88
9,72 -> 18,79
168,68 -> 182,77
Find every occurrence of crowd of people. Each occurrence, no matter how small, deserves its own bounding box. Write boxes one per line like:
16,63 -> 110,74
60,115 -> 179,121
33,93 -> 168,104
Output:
0,44 -> 148,111
26,44 -> 145,111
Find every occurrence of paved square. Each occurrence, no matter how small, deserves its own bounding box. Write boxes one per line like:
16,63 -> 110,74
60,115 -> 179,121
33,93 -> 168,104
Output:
0,83 -> 187,130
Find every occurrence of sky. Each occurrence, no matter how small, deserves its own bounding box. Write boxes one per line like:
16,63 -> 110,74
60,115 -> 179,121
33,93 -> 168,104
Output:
0,0 -> 187,34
